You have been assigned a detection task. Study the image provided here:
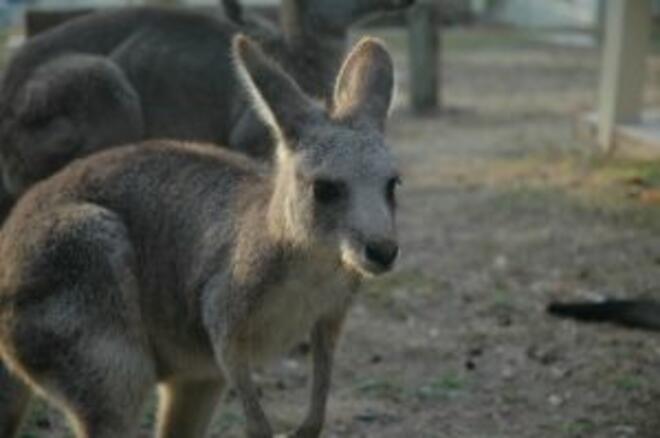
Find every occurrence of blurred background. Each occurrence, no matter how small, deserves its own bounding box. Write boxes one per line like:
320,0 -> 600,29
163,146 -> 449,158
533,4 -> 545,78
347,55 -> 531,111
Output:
5,1 -> 660,437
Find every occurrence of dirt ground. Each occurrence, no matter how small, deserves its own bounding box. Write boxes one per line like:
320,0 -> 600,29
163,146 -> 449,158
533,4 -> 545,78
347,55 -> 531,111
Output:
16,27 -> 660,437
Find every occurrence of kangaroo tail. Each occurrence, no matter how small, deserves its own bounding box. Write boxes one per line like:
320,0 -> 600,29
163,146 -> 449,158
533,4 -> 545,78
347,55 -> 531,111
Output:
547,299 -> 660,331
222,0 -> 245,25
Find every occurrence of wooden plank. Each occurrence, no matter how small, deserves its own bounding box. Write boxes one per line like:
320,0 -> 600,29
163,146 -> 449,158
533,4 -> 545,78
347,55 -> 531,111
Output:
407,1 -> 440,114
597,0 -> 651,151
143,0 -> 182,6
25,5 -> 423,38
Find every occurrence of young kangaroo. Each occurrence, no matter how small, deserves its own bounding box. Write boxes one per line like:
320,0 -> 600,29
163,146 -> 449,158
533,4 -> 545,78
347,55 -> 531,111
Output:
0,35 -> 399,438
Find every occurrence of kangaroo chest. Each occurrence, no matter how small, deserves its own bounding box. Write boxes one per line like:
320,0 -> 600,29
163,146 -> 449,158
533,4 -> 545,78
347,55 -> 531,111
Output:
246,258 -> 353,363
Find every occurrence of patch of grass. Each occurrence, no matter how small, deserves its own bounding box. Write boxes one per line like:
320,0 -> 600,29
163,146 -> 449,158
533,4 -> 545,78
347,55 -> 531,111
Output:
415,373 -> 469,401
492,288 -> 514,308
590,158 -> 660,187
352,377 -> 405,400
559,418 -> 597,436
213,410 -> 244,434
614,375 -> 647,392
360,269 -> 444,320
362,269 -> 441,297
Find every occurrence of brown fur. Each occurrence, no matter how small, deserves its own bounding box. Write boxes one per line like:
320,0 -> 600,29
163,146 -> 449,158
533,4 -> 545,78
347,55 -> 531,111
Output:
0,36 -> 399,438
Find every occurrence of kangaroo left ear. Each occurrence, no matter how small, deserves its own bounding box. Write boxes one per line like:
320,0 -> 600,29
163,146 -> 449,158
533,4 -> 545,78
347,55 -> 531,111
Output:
331,37 -> 395,131
232,34 -> 316,147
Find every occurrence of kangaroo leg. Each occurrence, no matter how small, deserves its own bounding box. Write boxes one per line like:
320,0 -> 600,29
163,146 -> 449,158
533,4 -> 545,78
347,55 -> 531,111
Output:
156,377 -> 226,438
6,305 -> 155,438
55,340 -> 154,438
0,205 -> 155,438
220,345 -> 273,438
293,308 -> 348,438
0,361 -> 31,438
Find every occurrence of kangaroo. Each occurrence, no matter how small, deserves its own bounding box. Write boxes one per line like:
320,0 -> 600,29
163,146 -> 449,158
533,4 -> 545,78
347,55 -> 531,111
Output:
548,299 -> 660,331
0,35 -> 400,438
0,0 -> 414,211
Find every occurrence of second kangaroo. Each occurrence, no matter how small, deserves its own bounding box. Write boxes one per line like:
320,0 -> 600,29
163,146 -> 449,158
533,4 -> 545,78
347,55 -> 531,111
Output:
0,35 -> 400,438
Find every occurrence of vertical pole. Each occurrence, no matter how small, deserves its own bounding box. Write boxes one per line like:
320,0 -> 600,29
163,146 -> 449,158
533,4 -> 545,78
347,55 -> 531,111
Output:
143,0 -> 181,6
597,0 -> 651,151
408,0 -> 440,114
594,0 -> 606,47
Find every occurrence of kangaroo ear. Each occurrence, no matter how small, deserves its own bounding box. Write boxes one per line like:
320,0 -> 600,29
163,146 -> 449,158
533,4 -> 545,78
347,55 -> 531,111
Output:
232,34 -> 315,146
332,37 -> 395,131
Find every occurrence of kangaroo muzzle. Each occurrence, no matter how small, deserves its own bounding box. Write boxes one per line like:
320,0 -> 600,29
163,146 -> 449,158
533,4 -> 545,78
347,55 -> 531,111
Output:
364,239 -> 399,271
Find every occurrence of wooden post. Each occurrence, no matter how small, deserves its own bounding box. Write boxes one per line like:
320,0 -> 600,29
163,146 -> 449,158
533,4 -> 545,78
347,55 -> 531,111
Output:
408,1 -> 440,114
594,0 -> 606,47
597,0 -> 651,151
143,0 -> 181,6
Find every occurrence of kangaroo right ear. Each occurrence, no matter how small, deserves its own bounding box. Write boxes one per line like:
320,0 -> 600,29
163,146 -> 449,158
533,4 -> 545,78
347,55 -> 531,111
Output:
331,37 -> 395,131
232,34 -> 316,146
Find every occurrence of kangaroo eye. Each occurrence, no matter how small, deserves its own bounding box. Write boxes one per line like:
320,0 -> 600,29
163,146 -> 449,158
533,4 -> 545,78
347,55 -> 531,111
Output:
386,176 -> 401,205
313,179 -> 345,204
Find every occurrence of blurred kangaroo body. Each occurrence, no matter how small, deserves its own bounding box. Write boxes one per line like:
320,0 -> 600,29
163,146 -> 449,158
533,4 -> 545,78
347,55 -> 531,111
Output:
0,36 -> 400,438
0,0 -> 414,212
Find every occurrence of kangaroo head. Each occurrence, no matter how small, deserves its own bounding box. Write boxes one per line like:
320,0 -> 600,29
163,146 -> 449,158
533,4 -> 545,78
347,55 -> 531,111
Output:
282,0 -> 416,36
234,35 -> 399,276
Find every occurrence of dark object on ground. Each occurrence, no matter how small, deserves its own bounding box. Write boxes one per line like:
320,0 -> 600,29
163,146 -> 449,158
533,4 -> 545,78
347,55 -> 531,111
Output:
547,299 -> 660,331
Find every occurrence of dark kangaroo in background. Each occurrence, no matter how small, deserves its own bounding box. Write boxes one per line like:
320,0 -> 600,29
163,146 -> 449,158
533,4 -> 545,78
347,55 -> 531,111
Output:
0,0 -> 414,215
0,35 -> 400,438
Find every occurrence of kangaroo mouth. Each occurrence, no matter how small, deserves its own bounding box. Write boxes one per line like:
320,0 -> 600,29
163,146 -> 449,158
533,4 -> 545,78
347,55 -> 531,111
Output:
340,243 -> 397,277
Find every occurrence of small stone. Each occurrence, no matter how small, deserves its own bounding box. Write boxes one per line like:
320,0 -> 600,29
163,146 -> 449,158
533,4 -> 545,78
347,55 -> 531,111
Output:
370,354 -> 383,364
494,255 -> 508,270
548,394 -> 562,407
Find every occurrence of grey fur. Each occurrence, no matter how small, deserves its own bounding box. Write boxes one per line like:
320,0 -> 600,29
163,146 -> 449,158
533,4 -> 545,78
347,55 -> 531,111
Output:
0,35 -> 399,438
0,0 -> 414,207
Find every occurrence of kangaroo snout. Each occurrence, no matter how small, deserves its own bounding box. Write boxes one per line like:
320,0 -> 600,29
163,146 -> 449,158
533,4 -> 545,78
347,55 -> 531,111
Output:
365,239 -> 399,271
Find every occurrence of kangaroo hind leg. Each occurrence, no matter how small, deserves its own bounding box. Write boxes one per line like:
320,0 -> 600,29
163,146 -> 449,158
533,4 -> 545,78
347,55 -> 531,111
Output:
156,377 -> 226,438
0,361 -> 31,438
0,204 -> 155,438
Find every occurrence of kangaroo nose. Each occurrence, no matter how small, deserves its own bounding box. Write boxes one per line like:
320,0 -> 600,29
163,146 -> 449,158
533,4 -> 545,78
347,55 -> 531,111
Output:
365,240 -> 399,269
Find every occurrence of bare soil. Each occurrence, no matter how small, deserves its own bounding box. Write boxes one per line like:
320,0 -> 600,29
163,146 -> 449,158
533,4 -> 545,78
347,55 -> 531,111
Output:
17,27 -> 660,438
